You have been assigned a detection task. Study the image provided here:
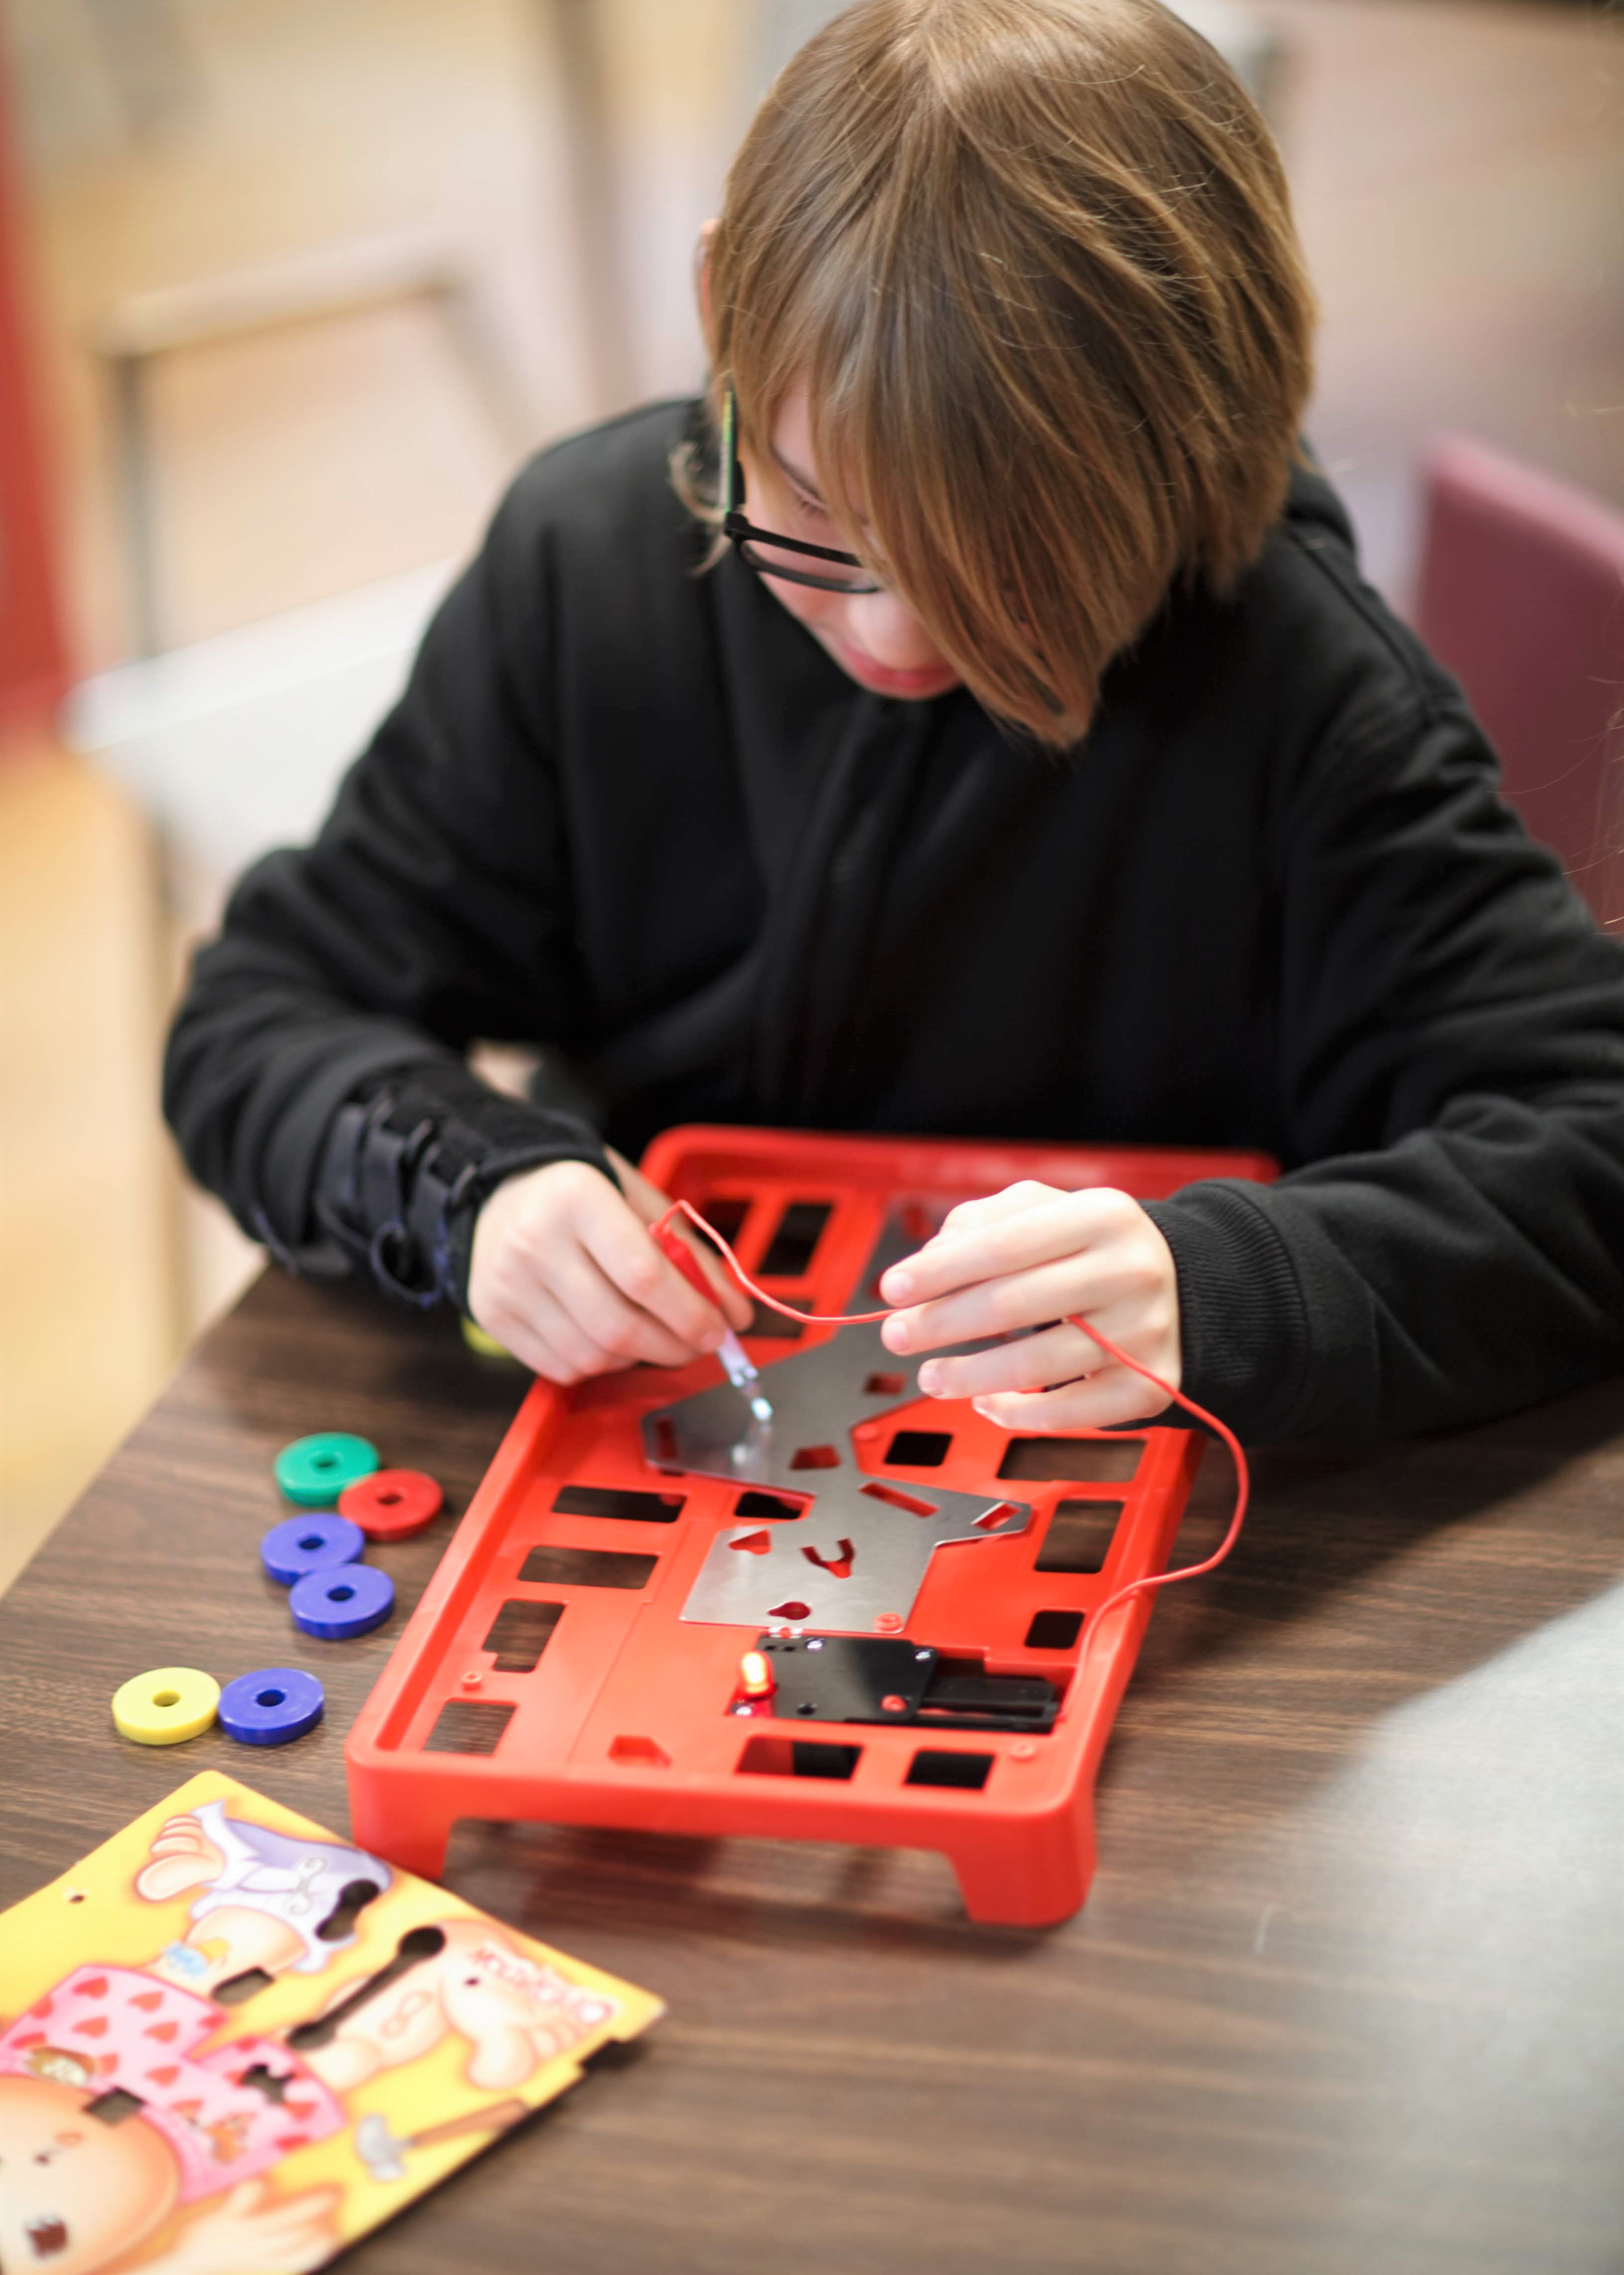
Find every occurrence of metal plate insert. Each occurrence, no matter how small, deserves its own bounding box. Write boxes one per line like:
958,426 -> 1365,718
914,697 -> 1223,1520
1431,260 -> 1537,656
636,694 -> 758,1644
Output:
645,1215 -> 1033,1632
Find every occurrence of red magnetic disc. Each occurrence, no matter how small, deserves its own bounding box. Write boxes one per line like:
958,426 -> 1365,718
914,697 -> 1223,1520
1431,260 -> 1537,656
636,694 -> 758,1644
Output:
339,1467 -> 444,1539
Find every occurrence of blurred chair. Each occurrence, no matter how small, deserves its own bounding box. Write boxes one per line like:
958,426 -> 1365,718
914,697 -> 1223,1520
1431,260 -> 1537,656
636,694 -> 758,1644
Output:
91,229 -> 530,658
1415,435 -> 1624,931
65,559 -> 454,931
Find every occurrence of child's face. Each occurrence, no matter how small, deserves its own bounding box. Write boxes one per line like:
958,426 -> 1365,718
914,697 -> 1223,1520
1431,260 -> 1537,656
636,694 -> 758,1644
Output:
740,385 -> 963,704
0,2075 -> 178,2275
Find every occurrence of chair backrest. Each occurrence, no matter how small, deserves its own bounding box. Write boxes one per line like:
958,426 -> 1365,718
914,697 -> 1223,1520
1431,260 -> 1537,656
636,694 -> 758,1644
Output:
1415,435 -> 1624,930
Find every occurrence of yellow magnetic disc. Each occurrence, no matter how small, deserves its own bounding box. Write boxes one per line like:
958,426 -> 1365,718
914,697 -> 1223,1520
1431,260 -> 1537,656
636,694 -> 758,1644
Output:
461,1316 -> 517,1361
111,1666 -> 220,1747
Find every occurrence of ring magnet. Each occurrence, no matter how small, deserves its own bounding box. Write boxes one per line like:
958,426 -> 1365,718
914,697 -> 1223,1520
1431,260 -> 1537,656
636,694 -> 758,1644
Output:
217,1666 -> 325,1746
274,1432 -> 380,1506
289,1562 -> 395,1640
260,1512 -> 366,1585
339,1467 -> 443,1540
112,1666 -> 220,1747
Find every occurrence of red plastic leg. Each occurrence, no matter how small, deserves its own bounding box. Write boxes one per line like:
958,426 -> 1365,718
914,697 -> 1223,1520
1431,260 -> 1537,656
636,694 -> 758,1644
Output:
349,1792 -> 452,1885
947,1805 -> 1095,1929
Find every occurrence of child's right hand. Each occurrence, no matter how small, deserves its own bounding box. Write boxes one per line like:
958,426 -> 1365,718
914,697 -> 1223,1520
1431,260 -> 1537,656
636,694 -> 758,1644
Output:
468,1155 -> 750,1384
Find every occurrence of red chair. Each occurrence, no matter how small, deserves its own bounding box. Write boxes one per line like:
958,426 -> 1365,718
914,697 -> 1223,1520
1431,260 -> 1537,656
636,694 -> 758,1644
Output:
1415,435 -> 1624,930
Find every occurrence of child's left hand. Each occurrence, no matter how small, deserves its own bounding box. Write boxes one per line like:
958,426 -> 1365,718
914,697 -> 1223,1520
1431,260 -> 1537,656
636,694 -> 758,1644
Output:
877,1183 -> 1181,1430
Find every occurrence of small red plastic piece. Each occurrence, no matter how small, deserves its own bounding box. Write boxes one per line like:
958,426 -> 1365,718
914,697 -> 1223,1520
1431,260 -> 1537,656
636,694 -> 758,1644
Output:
346,1127 -> 1275,1926
340,1468 -> 444,1540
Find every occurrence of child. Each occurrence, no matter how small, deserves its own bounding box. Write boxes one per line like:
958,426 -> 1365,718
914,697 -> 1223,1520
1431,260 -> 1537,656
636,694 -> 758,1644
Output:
165,0 -> 1624,1448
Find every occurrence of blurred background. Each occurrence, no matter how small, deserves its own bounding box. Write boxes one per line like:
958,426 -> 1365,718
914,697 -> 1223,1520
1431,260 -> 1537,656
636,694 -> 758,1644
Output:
1,0 -> 1621,1592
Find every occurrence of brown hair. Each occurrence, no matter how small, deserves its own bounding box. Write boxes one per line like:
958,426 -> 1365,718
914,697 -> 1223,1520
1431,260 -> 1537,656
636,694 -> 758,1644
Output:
685,0 -> 1316,744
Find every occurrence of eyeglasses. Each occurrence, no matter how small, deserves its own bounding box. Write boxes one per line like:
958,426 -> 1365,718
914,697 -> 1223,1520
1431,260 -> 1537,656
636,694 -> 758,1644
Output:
719,381 -> 882,595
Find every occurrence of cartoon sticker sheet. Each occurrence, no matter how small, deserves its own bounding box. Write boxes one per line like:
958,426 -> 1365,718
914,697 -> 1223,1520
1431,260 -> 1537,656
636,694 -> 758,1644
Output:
0,1772 -> 663,2274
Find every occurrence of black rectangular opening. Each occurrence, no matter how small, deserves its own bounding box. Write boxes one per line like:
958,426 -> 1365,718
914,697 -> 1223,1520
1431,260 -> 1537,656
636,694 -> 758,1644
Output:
1024,1609 -> 1085,1650
736,1735 -> 862,1780
518,1547 -> 657,1589
885,1429 -> 951,1468
551,1483 -> 685,1524
734,1489 -> 807,1520
997,1437 -> 1142,1482
482,1600 -> 564,1672
213,1967 -> 276,2006
694,1195 -> 749,1248
747,1300 -> 805,1340
87,2088 -> 145,2125
1034,1500 -> 1124,1574
758,1200 -> 833,1278
906,1750 -> 993,1790
426,1700 -> 515,1756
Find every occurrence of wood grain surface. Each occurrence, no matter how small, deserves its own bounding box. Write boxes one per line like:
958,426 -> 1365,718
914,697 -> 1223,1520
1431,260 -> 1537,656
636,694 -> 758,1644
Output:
5,1267 -> 1624,2275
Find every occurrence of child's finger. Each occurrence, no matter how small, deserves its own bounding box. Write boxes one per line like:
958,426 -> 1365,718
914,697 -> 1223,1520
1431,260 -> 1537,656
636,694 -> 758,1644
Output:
972,1364 -> 1173,1431
477,1290 -> 604,1386
934,1179 -> 1059,1241
881,1187 -> 1124,1306
914,1319 -> 1107,1402
578,1183 -> 734,1348
882,1245 -> 1149,1355
607,1146 -> 752,1328
545,1242 -> 713,1369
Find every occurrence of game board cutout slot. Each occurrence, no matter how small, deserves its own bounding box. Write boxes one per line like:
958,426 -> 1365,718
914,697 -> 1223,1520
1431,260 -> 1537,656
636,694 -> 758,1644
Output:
906,1750 -> 994,1790
885,1429 -> 951,1466
517,1547 -> 657,1590
790,1444 -> 841,1469
315,1876 -> 385,1941
482,1600 -> 565,1671
734,1489 -> 806,1520
286,1926 -> 447,2052
758,1200 -> 833,1277
1024,1609 -> 1086,1650
860,1480 -> 937,1517
998,1436 -> 1143,1481
746,1301 -> 805,1339
552,1483 -> 685,1524
1035,1500 -> 1125,1574
737,1736 -> 862,1780
86,2088 -> 145,2125
213,1966 -> 276,2004
426,1700 -> 515,1756
692,1195 -> 749,1248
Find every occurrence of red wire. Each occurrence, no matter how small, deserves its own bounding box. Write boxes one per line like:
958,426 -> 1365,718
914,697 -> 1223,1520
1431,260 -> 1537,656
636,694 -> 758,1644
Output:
654,1197 -> 1249,1669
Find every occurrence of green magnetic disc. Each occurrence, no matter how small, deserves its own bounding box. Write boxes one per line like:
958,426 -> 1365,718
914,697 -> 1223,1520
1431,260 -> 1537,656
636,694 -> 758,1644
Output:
274,1431 -> 380,1507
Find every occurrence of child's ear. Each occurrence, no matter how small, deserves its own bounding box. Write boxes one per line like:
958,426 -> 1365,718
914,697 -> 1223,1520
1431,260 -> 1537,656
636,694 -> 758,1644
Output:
694,218 -> 719,356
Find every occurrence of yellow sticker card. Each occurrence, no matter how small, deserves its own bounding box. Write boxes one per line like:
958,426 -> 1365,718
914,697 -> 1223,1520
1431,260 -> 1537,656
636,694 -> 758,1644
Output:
0,1770 -> 663,2273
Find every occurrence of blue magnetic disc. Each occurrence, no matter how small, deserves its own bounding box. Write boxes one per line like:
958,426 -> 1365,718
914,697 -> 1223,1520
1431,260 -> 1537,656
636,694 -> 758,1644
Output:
217,1666 -> 325,1746
289,1561 -> 395,1640
261,1512 -> 365,1586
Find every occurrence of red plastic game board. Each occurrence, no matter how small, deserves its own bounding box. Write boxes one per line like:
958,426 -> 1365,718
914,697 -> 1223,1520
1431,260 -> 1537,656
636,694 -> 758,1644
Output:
347,1128 -> 1273,1926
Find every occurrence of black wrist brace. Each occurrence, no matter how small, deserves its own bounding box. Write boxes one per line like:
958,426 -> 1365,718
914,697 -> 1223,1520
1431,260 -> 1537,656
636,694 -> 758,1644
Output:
313,1062 -> 617,1312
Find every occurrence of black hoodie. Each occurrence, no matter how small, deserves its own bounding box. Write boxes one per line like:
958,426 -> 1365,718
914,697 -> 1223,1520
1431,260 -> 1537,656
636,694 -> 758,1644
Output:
164,399 -> 1624,1446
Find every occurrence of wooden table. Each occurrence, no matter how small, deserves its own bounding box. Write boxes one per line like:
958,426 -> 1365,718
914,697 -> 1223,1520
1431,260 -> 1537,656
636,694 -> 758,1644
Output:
6,1268 -> 1624,2274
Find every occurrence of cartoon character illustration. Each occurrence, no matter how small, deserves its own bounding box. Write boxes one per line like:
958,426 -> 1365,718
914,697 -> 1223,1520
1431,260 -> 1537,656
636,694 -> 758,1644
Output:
136,1799 -> 392,1996
0,1802 -> 620,2275
303,1917 -> 619,2094
0,1967 -> 343,2275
